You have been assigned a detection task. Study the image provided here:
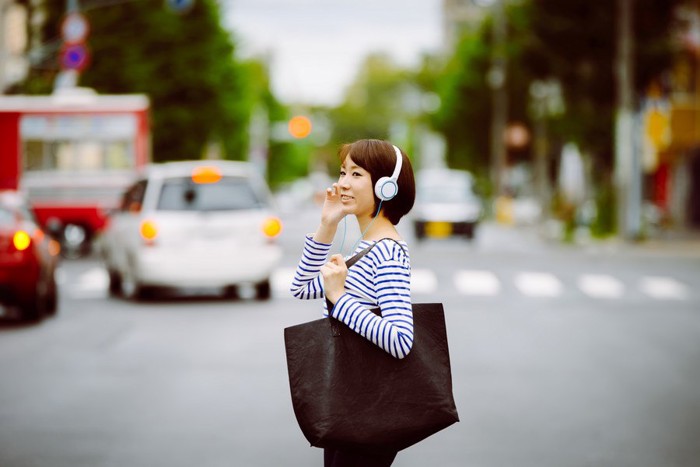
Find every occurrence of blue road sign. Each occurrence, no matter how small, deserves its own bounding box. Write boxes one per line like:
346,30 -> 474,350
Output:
61,43 -> 90,71
166,0 -> 195,13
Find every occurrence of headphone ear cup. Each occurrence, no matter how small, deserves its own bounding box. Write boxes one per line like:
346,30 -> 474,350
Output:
375,176 -> 399,201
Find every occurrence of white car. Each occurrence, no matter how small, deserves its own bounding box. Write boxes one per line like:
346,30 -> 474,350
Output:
100,161 -> 283,300
412,168 -> 482,241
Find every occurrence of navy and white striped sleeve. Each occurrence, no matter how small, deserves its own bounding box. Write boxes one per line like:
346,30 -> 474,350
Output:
330,246 -> 413,359
290,235 -> 331,300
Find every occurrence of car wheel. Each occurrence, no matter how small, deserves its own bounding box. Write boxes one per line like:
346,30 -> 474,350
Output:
45,271 -> 58,316
108,269 -> 122,296
121,267 -> 146,301
255,279 -> 271,301
223,285 -> 239,300
414,222 -> 425,241
465,223 -> 476,240
20,283 -> 45,322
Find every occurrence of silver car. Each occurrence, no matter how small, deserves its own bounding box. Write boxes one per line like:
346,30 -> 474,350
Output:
100,161 -> 283,300
412,168 -> 482,241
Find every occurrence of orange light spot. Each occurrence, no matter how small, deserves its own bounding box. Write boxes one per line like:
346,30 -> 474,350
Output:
13,231 -> 31,251
288,116 -> 312,139
48,239 -> 61,256
140,220 -> 158,241
262,217 -> 283,238
192,166 -> 223,184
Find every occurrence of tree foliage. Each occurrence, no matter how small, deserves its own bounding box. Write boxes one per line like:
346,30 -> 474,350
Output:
18,0 -> 251,163
329,53 -> 407,145
436,0 -> 686,183
524,0 -> 684,170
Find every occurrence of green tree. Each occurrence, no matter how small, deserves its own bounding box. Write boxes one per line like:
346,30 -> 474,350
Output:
435,3 -> 535,188
523,0 -> 685,171
19,0 -> 250,163
329,53 -> 408,145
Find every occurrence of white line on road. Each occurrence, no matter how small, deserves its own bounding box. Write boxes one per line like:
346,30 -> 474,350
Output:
578,274 -> 625,299
62,266 -> 693,303
65,267 -> 109,298
454,270 -> 501,296
514,272 -> 563,297
639,276 -> 689,300
411,269 -> 438,294
271,268 -> 296,297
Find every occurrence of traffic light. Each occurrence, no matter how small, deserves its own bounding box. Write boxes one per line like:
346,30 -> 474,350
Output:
288,115 -> 312,139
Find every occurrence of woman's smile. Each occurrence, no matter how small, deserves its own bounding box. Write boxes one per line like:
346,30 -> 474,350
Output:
341,194 -> 354,202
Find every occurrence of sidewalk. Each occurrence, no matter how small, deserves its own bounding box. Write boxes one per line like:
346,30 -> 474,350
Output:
534,222 -> 700,257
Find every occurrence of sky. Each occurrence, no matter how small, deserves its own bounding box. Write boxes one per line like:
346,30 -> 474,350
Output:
223,0 -> 444,106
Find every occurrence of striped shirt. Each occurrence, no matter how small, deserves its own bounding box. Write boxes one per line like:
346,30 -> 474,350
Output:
290,235 -> 414,359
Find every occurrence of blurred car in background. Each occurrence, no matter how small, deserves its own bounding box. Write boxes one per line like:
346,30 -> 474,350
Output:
0,191 -> 60,321
412,168 -> 482,241
100,161 -> 283,300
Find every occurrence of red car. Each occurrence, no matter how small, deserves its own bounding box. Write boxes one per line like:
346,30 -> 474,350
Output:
0,191 -> 60,321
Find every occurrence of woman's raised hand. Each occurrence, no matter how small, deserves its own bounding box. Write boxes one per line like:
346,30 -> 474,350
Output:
320,254 -> 348,304
320,183 -> 347,226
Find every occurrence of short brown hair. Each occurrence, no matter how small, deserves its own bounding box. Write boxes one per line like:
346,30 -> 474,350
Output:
338,139 -> 415,225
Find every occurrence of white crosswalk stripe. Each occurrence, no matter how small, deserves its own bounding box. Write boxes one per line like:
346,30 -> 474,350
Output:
578,274 -> 625,299
410,268 -> 438,294
454,270 -> 501,296
514,272 -> 563,297
64,266 -> 692,302
639,276 -> 689,300
60,267 -> 108,299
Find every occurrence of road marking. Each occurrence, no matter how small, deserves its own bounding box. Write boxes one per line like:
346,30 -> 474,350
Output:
514,272 -> 563,297
411,268 -> 438,294
271,268 -> 296,297
639,276 -> 689,300
67,267 -> 108,298
61,266 -> 693,303
454,270 -> 501,296
578,274 -> 625,299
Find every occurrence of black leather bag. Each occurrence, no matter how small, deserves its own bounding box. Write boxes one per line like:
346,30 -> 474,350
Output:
284,242 -> 459,453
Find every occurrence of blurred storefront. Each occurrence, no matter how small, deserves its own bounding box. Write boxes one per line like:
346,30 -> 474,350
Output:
653,3 -> 700,229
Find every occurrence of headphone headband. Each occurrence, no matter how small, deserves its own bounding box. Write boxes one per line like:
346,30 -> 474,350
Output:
391,145 -> 403,180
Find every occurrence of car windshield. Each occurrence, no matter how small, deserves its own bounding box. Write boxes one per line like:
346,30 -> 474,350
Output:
418,184 -> 476,203
157,176 -> 266,211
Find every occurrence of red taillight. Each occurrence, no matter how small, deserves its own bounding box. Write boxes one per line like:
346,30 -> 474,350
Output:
13,231 -> 31,251
139,220 -> 159,241
262,217 -> 283,238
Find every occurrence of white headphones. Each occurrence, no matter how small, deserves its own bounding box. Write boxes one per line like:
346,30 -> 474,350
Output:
374,145 -> 403,201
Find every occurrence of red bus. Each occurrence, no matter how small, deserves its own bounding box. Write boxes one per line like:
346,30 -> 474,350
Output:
0,88 -> 150,257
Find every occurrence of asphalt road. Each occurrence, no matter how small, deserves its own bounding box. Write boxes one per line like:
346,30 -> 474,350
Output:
1,209 -> 700,467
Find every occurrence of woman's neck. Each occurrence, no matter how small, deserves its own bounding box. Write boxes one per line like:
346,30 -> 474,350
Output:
356,214 -> 400,242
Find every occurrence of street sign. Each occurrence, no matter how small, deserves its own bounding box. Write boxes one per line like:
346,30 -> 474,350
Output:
61,12 -> 89,44
60,44 -> 90,72
165,0 -> 195,13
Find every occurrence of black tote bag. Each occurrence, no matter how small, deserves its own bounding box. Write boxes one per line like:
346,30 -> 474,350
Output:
284,242 -> 459,453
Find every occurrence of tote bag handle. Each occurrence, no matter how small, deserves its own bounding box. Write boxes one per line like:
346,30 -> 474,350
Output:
326,238 -> 406,337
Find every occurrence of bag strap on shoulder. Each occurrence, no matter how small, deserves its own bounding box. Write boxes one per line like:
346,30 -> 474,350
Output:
327,238 -> 406,337
344,238 -> 406,269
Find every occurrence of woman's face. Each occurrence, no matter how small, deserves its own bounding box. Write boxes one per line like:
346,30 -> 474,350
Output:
338,155 -> 375,219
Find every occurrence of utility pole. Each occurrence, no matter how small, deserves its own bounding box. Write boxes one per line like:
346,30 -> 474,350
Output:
615,0 -> 639,240
489,0 -> 508,196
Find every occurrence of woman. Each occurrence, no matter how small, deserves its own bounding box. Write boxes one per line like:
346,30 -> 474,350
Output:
290,139 -> 416,466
